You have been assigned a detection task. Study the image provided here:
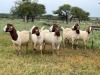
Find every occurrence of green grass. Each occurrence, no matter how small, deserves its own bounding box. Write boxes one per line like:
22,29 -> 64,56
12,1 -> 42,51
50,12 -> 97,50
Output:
0,18 -> 100,75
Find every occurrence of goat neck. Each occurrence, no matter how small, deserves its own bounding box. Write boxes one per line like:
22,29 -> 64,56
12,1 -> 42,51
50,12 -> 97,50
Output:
76,30 -> 80,34
54,28 -> 60,37
10,27 -> 18,41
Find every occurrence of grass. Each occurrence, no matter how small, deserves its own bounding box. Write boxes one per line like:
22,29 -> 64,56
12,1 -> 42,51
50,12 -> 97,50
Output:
0,18 -> 100,75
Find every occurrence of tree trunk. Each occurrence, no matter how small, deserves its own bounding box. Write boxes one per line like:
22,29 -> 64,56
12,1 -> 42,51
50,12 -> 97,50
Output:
31,17 -> 34,22
65,15 -> 68,24
24,16 -> 29,23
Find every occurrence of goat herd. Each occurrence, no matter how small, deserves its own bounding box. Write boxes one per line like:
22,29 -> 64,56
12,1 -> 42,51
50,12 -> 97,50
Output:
3,23 -> 93,55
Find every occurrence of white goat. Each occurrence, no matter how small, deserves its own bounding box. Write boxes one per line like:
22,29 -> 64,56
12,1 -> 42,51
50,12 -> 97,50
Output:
3,24 -> 29,55
78,26 -> 92,49
30,26 -> 44,55
43,27 -> 62,55
63,23 -> 80,49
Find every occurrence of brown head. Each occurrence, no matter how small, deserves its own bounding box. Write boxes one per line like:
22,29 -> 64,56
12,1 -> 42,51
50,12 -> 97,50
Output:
3,24 -> 15,32
86,26 -> 93,34
32,27 -> 40,36
72,23 -> 80,30
52,24 -> 59,32
3,24 -> 18,41
54,27 -> 60,37
72,23 -> 80,34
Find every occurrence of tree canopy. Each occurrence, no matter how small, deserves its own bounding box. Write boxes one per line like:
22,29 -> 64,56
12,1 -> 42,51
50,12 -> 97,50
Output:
11,0 -> 46,22
53,4 -> 72,24
71,7 -> 90,21
53,4 -> 90,22
53,4 -> 71,15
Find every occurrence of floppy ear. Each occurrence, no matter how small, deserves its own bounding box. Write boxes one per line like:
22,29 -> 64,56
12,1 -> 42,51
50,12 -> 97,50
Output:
89,26 -> 93,32
32,29 -> 35,34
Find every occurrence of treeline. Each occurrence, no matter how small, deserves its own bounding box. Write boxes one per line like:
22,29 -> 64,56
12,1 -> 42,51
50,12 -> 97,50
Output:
0,0 -> 91,23
0,13 -> 11,18
0,0 -> 94,23
0,13 -> 57,20
9,0 -> 91,23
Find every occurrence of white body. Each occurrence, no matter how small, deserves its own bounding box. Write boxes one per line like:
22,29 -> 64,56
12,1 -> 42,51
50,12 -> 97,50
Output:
43,30 -> 62,51
78,30 -> 89,41
78,30 -> 90,49
31,32 -> 43,50
12,30 -> 29,46
63,28 -> 79,40
30,26 -> 44,54
12,30 -> 29,55
63,28 -> 79,49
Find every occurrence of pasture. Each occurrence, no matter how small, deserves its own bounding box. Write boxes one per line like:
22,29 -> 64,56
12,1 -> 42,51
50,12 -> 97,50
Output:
0,19 -> 100,75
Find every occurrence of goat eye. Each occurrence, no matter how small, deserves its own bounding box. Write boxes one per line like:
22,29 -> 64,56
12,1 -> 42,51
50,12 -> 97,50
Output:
10,26 -> 13,29
36,30 -> 38,31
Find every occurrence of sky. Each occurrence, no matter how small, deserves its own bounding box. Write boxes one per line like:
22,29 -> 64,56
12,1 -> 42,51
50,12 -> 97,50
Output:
0,0 -> 100,17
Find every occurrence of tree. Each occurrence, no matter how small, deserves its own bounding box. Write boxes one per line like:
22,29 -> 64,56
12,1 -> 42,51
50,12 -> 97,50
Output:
11,0 -> 46,22
53,4 -> 72,24
71,7 -> 90,22
53,4 -> 90,23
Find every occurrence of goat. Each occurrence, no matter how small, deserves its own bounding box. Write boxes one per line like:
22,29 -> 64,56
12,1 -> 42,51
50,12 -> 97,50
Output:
78,26 -> 93,49
30,26 -> 44,55
3,24 -> 29,55
43,26 -> 62,55
63,23 -> 80,49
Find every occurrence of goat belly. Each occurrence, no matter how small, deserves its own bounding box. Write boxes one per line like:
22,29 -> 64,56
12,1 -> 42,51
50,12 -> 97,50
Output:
12,40 -> 21,46
44,33 -> 54,43
20,31 -> 29,43
44,34 -> 61,44
79,31 -> 89,40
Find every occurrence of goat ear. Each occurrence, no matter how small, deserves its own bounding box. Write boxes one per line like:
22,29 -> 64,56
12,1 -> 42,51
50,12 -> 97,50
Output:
89,26 -> 92,32
32,28 -> 35,34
